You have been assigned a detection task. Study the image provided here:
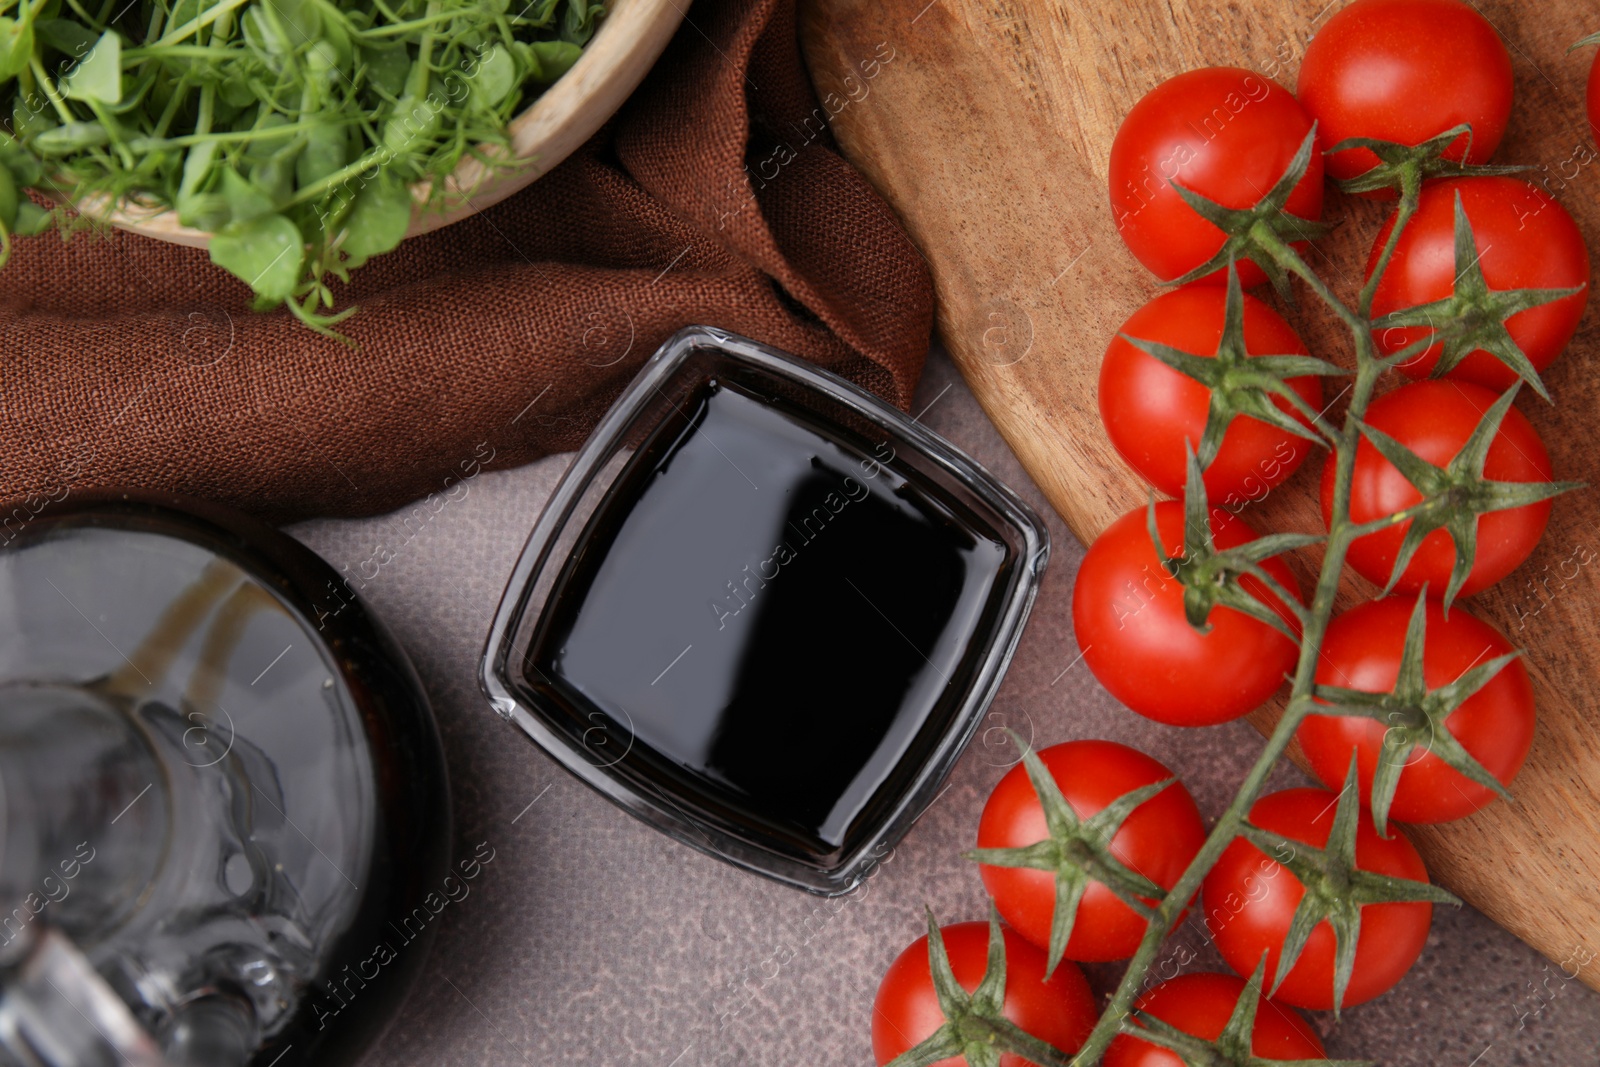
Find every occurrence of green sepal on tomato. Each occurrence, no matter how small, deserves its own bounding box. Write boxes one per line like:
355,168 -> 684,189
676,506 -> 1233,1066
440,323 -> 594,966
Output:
872,913 -> 1095,1067
1101,276 -> 1334,503
971,741 -> 1207,964
1108,67 -> 1324,288
1104,970 -> 1347,1067
1368,177 -> 1590,394
1324,379 -> 1572,603
1298,594 -> 1534,834
1202,774 -> 1457,1014
1296,0 -> 1514,189
1074,482 -> 1308,727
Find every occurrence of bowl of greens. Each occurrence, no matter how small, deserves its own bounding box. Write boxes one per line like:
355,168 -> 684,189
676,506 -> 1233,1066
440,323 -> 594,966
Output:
0,0 -> 686,330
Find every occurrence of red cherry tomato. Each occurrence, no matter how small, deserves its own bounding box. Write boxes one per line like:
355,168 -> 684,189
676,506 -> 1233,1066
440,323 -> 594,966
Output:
1298,595 -> 1534,825
1073,501 -> 1301,727
1324,379 -> 1555,598
1109,67 -> 1323,286
1104,973 -> 1327,1067
977,741 -> 1207,962
1297,0 -> 1513,187
872,922 -> 1096,1067
1202,788 -> 1434,1010
1100,286 -> 1323,502
1368,177 -> 1591,391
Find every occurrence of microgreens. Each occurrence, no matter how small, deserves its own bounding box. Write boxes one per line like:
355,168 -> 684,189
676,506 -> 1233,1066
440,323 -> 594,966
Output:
0,0 -> 604,333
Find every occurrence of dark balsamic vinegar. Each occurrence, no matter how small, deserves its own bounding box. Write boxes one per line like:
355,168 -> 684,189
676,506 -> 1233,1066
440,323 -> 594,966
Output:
524,380 -> 1009,866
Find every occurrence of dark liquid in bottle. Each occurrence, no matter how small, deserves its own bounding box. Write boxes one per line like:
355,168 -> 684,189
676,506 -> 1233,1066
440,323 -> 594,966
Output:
523,381 -> 1009,867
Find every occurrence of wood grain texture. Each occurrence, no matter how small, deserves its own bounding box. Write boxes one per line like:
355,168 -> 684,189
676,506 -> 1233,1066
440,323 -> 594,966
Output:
800,0 -> 1600,988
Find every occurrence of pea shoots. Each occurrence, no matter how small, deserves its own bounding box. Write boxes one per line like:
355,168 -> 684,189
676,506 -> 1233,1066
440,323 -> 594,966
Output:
0,0 -> 603,332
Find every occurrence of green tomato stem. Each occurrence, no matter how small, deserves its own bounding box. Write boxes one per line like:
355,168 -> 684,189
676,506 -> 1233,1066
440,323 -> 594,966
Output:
1359,166 -> 1422,318
1069,179 -> 1423,1067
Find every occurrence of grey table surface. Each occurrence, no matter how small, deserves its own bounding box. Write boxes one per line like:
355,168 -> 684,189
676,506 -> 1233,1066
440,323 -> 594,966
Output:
291,347 -> 1600,1067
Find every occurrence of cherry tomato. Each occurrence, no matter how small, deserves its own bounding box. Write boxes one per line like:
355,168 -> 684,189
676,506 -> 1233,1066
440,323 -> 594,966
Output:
1100,286 -> 1323,502
977,741 -> 1207,962
1104,973 -> 1327,1067
872,922 -> 1096,1067
1297,0 -> 1513,186
1325,379 -> 1555,598
1368,177 -> 1591,390
1298,595 -> 1534,825
1109,67 -> 1323,287
1202,788 -> 1434,1010
1073,501 -> 1301,727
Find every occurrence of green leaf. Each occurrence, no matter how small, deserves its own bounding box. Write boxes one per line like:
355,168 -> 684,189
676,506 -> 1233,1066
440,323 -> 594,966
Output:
297,122 -> 347,188
219,67 -> 258,109
63,29 -> 122,105
472,43 -> 518,105
210,213 -> 304,303
0,165 -> 17,232
250,138 -> 301,205
362,43 -> 412,99
271,0 -> 322,47
0,135 -> 42,188
31,121 -> 111,157
523,39 -> 583,83
0,16 -> 35,82
219,167 -> 277,224
14,200 -> 53,236
560,0 -> 603,45
518,0 -> 563,28
382,93 -> 441,156
241,5 -> 293,71
340,171 -> 412,266
34,18 -> 98,59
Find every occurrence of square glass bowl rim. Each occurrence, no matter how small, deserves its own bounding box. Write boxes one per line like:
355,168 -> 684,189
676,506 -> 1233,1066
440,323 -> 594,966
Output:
479,326 -> 1050,894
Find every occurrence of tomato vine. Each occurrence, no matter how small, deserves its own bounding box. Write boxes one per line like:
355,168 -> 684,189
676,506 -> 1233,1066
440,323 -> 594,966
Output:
880,71 -> 1587,1067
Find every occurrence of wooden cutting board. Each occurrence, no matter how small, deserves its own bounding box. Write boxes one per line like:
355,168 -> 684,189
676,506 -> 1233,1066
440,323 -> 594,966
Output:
799,0 -> 1600,988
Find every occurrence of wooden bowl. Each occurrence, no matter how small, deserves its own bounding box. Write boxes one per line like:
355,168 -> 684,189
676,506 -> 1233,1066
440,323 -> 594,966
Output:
84,0 -> 689,249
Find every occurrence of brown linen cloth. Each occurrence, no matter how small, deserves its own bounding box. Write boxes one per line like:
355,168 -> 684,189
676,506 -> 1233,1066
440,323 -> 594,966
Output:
0,0 -> 932,523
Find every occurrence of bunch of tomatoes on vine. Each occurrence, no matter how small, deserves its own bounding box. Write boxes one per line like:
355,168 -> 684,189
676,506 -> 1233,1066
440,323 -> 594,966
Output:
870,2 -> 1595,1065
